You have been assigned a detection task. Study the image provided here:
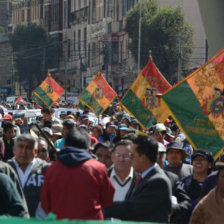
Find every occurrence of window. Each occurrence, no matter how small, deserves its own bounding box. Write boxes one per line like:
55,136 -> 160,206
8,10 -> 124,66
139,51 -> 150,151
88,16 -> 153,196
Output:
117,0 -> 119,21
84,28 -> 87,57
104,0 -> 106,17
92,43 -> 96,65
27,8 -> 31,22
78,29 -> 81,54
73,31 -> 76,53
22,10 -> 25,22
108,0 -> 112,17
108,22 -> 112,34
92,0 -> 96,23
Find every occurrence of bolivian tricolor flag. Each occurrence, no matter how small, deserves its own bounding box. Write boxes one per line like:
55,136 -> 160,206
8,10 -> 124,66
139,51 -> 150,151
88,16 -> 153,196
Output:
33,73 -> 65,107
121,55 -> 171,128
79,71 -> 117,117
162,49 -> 224,160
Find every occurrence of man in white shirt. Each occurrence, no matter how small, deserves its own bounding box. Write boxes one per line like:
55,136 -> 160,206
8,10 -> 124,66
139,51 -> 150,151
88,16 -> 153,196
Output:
109,140 -> 138,201
7,134 -> 47,217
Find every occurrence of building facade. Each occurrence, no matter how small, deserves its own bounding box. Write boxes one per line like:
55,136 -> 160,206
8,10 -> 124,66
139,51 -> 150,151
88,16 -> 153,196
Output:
0,0 -> 13,98
8,0 -> 216,98
87,0 -> 138,95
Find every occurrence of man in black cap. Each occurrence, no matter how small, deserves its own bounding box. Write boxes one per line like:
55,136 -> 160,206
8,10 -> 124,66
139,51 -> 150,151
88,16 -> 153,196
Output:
99,122 -> 116,142
80,114 -> 89,126
190,156 -> 224,224
181,149 -> 213,216
164,142 -> 193,180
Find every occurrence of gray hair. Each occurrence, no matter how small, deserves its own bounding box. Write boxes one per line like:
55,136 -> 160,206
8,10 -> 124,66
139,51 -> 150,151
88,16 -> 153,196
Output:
15,134 -> 38,149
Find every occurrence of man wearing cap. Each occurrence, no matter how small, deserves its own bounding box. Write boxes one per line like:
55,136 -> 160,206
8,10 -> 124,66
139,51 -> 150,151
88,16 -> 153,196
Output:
171,124 -> 193,164
54,119 -> 76,150
99,122 -> 116,142
80,114 -> 89,126
51,124 -> 63,143
59,111 -> 67,121
113,124 -> 130,144
152,123 -> 169,146
190,156 -> 224,224
3,114 -> 21,136
157,143 -> 191,224
104,136 -> 172,223
164,142 -> 193,180
181,149 -> 213,215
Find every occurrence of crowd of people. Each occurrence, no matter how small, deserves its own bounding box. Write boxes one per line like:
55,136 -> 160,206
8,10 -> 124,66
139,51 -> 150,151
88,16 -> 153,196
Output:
0,101 -> 223,224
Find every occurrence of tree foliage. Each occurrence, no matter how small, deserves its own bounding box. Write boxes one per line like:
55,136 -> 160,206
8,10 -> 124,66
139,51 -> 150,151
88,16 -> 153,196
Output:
126,0 -> 194,83
10,23 -> 59,96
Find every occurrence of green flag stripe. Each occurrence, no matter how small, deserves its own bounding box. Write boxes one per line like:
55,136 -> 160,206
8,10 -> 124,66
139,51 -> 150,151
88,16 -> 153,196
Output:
32,93 -> 45,107
35,87 -> 54,107
80,90 -> 104,116
121,89 -> 156,128
163,80 -> 224,155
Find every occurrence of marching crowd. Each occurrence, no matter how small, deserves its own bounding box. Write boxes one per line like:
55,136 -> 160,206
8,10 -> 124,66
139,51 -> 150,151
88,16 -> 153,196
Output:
0,102 -> 224,224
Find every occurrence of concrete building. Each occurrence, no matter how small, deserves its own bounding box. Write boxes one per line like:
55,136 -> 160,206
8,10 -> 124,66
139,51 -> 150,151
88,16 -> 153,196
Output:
0,0 -> 13,98
87,0 -> 138,95
11,0 -> 65,94
68,0 -> 89,95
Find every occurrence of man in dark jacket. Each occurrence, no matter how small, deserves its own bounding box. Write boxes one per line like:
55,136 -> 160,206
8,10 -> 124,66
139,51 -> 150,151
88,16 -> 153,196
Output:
0,173 -> 27,217
41,126 -> 115,220
104,135 -> 172,223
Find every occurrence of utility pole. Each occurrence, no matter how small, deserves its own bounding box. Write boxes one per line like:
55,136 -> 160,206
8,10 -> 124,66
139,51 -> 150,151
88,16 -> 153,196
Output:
137,0 -> 142,73
64,0 -> 68,101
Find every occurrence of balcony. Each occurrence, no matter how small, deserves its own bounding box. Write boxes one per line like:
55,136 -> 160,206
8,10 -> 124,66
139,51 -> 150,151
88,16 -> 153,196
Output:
71,7 -> 88,25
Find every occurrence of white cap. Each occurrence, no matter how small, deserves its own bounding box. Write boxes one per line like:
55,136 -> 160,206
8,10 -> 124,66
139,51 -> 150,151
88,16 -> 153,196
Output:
154,123 -> 166,132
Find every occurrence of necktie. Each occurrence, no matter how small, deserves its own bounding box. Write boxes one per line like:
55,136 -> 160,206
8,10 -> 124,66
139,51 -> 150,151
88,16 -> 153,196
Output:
134,175 -> 142,189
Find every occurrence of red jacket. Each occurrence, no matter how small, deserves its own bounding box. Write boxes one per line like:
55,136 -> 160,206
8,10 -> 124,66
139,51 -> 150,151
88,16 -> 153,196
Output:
41,147 -> 114,220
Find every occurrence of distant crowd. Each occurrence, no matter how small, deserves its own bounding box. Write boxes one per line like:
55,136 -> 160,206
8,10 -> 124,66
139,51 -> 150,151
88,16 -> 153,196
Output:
0,101 -> 224,224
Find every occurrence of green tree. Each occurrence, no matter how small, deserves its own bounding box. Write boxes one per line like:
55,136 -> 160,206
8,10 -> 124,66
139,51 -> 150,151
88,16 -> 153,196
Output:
126,0 -> 194,83
10,23 -> 59,96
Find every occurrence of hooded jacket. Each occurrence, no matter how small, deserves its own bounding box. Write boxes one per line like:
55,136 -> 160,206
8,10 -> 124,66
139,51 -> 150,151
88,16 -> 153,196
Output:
41,146 -> 115,220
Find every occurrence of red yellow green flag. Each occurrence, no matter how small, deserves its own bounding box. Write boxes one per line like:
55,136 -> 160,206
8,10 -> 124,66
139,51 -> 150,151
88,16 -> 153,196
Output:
79,71 -> 117,117
121,56 -> 171,128
33,73 -> 65,107
162,49 -> 224,160
15,96 -> 26,104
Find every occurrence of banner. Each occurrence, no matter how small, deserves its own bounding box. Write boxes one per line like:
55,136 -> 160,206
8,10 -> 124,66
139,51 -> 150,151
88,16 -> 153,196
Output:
33,73 -> 65,107
162,49 -> 224,160
121,55 -> 171,128
79,71 -> 117,117
0,216 -> 158,224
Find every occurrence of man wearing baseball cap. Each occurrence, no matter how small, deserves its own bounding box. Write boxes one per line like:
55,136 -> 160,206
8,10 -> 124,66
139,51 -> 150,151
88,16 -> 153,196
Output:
181,149 -> 213,222
98,122 -> 116,142
164,142 -> 193,180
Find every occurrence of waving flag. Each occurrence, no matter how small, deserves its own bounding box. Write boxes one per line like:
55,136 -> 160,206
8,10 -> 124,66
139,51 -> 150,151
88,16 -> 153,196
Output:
33,73 -> 65,107
79,71 -> 117,117
162,49 -> 224,159
121,55 -> 171,128
15,96 -> 26,104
